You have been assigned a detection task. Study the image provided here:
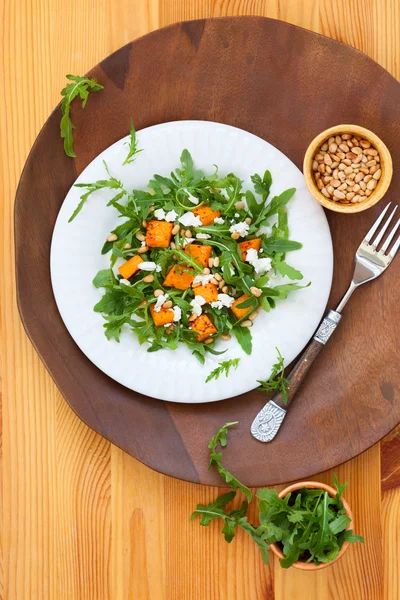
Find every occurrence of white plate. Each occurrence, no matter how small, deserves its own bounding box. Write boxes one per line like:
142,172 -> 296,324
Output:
51,121 -> 333,403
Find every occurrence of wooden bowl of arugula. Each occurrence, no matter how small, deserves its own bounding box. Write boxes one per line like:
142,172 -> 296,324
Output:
267,479 -> 361,569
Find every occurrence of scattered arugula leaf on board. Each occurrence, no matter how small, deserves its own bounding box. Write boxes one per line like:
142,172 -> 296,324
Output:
60,74 -> 104,158
123,120 -> 143,165
192,423 -> 364,568
257,347 -> 290,404
206,358 -> 240,383
208,422 -> 252,502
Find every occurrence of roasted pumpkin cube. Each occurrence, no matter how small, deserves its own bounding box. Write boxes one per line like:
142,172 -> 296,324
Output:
163,265 -> 194,290
231,294 -> 253,320
238,238 -> 261,261
145,220 -> 174,248
191,314 -> 217,341
150,304 -> 174,327
118,255 -> 144,279
192,205 -> 221,226
193,283 -> 219,304
185,243 -> 212,267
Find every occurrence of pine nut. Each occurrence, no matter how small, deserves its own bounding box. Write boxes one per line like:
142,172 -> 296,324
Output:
367,179 -> 377,190
355,172 -> 364,182
338,183 -> 347,191
210,277 -> 218,285
324,154 -> 332,165
331,161 -> 339,168
143,274 -> 154,283
353,184 -> 360,192
142,220 -> 148,228
204,337 -> 214,344
321,188 -> 330,198
218,280 -> 225,289
172,224 -> 180,235
339,143 -> 349,152
170,242 -> 176,249
222,286 -> 229,294
315,153 -> 324,162
338,171 -> 346,181
192,281 -> 201,288
185,230 -> 192,238
360,181 -> 367,190
369,166 -> 378,175
107,233 -> 118,242
346,152 -> 357,160
189,313 -> 197,322
208,258 -> 214,268
335,136 -> 342,145
366,148 -> 378,156
214,272 -> 222,281
365,189 -> 372,196
364,175 -> 372,183
245,217 -> 252,225
329,143 -> 338,153
343,159 -> 352,166
240,320 -> 253,328
235,201 -> 245,210
333,190 -> 346,200
360,168 -> 369,175
312,160 -> 318,170
352,147 -> 362,155
360,139 -> 371,149
338,163 -> 347,171
331,179 -> 341,188
354,154 -> 363,163
346,192 -> 355,201
149,205 -> 155,212
323,176 -> 332,184
342,133 -> 352,140
213,257 -> 220,267
317,179 -> 324,190
231,232 -> 240,240
344,167 -> 353,175
154,289 -> 163,297
136,232 -> 146,241
373,169 -> 382,180
321,143 -> 328,151
248,311 -> 258,321
250,286 -> 262,297
336,152 -> 346,160
221,333 -> 231,340
318,164 -> 326,174
328,137 -> 335,145
352,194 -> 361,203
327,185 -> 334,195
325,166 -> 332,174
138,246 -> 148,253
163,300 -> 173,309
124,243 -> 132,249
203,268 -> 210,274
180,228 -> 186,236
366,159 -> 377,167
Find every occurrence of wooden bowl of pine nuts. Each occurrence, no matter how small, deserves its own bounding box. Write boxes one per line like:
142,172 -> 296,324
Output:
303,124 -> 392,213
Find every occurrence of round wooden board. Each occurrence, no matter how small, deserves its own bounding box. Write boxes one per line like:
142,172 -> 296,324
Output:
15,17 -> 400,486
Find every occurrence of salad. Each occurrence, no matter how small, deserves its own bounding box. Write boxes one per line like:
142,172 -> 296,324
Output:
79,148 -> 307,363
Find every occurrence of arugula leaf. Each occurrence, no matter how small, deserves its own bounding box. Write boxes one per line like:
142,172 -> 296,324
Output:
206,358 -> 240,383
208,422 -> 252,502
251,170 -> 272,202
92,268 -> 115,288
271,282 -> 311,300
273,256 -> 303,280
60,74 -> 103,158
263,188 -> 296,220
102,313 -> 132,342
69,161 -> 125,222
257,347 -> 290,404
123,120 -> 143,165
262,239 -> 303,253
232,326 -> 252,355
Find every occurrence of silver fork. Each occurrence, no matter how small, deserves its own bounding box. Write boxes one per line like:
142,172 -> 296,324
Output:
251,203 -> 400,443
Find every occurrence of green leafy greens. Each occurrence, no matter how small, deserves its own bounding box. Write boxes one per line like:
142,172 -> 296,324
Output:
123,120 -> 143,165
191,422 -> 364,568
60,74 -> 104,158
257,347 -> 290,404
206,358 -> 240,382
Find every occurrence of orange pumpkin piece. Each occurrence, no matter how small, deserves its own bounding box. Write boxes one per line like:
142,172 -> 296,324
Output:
163,265 -> 194,290
238,238 -> 261,261
193,283 -> 219,303
191,314 -> 217,341
145,220 -> 174,248
185,243 -> 212,267
118,255 -> 144,279
191,205 -> 221,226
231,294 -> 253,320
149,304 -> 174,327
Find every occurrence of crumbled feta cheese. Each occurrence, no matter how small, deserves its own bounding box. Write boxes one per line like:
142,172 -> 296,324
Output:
165,210 -> 178,222
210,293 -> 235,310
179,212 -> 202,227
251,257 -> 272,276
245,248 -> 259,263
154,293 -> 169,312
190,295 -> 206,316
141,241 -> 147,247
138,262 -> 161,272
119,279 -> 131,286
154,208 -> 166,220
183,237 -> 195,246
185,190 -> 199,205
260,249 -> 264,253
213,217 -> 225,224
234,212 -> 240,218
196,233 -> 211,240
172,306 -> 182,322
229,221 -> 250,238
193,274 -> 214,285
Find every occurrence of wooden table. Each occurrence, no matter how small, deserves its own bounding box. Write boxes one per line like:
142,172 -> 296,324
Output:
1,1 -> 399,598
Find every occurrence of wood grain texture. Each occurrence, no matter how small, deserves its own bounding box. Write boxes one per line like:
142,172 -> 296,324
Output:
1,1 -> 399,600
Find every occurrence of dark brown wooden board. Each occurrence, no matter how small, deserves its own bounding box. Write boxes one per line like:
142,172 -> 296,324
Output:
15,17 -> 400,486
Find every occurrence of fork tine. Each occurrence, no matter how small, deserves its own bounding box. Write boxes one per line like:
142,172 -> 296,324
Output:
388,233 -> 400,259
364,202 -> 391,243
381,217 -> 400,253
371,205 -> 398,248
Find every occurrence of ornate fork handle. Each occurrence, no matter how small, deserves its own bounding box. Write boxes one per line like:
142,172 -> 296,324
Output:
251,310 -> 341,442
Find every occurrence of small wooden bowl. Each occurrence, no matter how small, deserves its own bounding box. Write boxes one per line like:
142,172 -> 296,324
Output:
269,481 -> 353,570
304,124 -> 393,213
